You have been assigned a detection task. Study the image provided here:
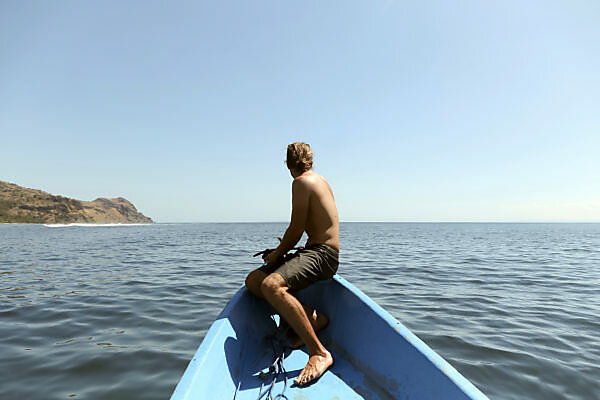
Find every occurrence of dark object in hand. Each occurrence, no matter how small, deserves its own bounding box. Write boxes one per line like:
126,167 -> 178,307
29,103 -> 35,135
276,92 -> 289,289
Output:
253,248 -> 274,259
253,237 -> 283,259
253,237 -> 302,261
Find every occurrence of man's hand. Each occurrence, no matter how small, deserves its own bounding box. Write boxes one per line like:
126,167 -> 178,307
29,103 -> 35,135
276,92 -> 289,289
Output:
263,249 -> 282,266
253,248 -> 273,258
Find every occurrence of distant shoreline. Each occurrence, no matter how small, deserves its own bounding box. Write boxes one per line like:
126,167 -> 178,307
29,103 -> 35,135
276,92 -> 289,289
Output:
4,221 -> 598,225
0,222 -> 154,225
1,180 -> 153,224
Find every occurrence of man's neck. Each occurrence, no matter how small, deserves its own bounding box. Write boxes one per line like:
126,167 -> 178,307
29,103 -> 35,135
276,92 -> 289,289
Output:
291,168 -> 312,179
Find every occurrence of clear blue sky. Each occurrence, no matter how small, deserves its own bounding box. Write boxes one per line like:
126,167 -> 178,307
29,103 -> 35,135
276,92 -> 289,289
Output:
1,1 -> 599,222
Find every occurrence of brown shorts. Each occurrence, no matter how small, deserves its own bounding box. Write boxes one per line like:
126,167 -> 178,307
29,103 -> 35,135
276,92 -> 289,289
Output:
259,244 -> 339,292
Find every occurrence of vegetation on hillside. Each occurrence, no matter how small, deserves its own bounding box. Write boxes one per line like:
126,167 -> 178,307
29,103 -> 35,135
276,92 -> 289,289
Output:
0,180 -> 152,224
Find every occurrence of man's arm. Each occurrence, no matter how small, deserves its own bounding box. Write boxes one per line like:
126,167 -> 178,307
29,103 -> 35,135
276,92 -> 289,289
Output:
266,178 -> 310,264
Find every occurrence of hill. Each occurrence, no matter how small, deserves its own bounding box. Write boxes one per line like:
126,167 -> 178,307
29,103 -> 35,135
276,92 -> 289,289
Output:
0,180 -> 153,224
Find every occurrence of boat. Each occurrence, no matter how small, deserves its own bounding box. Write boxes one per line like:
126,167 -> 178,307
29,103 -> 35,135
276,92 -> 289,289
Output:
170,274 -> 489,399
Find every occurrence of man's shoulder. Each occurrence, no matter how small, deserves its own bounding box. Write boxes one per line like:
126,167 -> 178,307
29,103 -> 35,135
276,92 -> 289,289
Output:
293,172 -> 329,192
293,172 -> 323,186
292,175 -> 311,190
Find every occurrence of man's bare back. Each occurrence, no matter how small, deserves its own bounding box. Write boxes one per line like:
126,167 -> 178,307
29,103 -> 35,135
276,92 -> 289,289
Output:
294,171 -> 340,252
263,167 -> 339,261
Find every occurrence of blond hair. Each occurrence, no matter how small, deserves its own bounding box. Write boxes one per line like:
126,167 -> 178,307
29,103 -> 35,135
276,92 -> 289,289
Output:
286,142 -> 313,172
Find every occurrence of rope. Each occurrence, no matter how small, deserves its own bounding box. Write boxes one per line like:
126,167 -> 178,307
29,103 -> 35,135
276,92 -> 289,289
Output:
231,315 -> 290,400
255,315 -> 290,400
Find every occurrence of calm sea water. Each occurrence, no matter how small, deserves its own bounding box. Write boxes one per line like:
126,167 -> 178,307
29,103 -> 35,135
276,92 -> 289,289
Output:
1,223 -> 599,400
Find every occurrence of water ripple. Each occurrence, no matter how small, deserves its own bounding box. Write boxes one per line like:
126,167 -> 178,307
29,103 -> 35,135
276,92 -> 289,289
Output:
1,222 -> 599,399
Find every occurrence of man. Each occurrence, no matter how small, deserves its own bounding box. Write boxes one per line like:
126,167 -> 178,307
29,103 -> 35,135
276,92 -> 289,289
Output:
245,142 -> 339,386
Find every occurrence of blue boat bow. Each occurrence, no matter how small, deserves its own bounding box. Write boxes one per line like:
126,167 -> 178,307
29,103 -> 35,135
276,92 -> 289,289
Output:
170,274 -> 489,399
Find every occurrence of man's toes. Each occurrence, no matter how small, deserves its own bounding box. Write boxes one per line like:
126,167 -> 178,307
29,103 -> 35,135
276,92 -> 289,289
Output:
303,372 -> 311,385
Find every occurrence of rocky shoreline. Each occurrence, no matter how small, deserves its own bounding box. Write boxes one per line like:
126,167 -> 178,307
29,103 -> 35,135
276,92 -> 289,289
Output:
0,180 -> 153,224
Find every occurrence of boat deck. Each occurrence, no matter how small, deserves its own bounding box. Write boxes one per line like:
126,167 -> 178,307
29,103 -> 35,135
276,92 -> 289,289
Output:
232,316 -> 398,399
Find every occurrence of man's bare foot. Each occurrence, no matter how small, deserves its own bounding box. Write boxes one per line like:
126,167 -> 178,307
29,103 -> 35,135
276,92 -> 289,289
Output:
294,350 -> 334,386
287,311 -> 329,349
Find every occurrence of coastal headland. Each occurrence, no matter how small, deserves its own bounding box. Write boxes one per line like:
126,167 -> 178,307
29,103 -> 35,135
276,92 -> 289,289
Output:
0,180 -> 153,224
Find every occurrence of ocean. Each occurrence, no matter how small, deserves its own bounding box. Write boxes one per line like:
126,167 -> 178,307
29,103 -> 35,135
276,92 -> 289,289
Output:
1,223 -> 599,400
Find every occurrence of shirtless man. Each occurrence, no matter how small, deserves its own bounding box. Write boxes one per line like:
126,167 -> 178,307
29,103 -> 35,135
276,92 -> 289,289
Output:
245,142 -> 339,386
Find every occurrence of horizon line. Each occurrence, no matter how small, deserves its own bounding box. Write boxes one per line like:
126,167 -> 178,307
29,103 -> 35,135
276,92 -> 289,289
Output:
153,220 -> 600,224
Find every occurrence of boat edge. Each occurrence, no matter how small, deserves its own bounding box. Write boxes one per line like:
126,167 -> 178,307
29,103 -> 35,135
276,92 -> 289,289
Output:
169,287 -> 246,400
332,274 -> 490,400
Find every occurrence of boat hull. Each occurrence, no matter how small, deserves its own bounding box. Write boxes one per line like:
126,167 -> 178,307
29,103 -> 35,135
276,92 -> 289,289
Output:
170,275 -> 489,399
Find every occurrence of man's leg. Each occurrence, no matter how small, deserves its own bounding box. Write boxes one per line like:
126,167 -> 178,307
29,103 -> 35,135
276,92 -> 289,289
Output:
260,273 -> 333,386
245,269 -> 268,299
245,269 -> 329,347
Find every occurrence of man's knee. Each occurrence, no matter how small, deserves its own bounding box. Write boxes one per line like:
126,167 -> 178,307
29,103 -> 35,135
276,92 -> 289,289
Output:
260,273 -> 287,297
244,271 -> 256,288
245,270 -> 266,297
